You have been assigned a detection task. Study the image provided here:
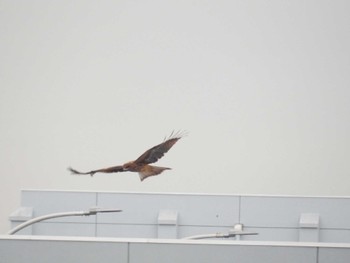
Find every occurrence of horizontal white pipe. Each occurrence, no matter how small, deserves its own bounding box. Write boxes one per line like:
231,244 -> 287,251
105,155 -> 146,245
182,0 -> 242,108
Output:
183,232 -> 258,240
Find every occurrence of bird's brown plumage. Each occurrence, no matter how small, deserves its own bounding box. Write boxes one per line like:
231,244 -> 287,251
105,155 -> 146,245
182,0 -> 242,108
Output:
68,131 -> 185,181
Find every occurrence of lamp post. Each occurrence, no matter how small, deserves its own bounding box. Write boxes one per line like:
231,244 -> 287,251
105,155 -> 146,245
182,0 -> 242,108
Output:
183,224 -> 258,240
8,207 -> 122,235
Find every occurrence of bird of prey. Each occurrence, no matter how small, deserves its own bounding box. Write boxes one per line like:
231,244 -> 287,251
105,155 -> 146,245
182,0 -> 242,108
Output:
68,131 -> 185,181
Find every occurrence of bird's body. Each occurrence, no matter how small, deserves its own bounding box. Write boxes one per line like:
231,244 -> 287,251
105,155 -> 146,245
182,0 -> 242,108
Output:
68,131 -> 184,181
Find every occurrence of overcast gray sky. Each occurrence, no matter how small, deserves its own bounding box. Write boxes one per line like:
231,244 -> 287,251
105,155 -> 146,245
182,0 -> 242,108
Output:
1,0 -> 350,233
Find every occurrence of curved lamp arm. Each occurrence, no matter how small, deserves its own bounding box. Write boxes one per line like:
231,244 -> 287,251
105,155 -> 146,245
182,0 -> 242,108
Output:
8,208 -> 122,235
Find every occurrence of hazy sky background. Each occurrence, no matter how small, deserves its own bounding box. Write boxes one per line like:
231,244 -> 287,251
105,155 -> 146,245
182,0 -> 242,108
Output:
1,0 -> 350,233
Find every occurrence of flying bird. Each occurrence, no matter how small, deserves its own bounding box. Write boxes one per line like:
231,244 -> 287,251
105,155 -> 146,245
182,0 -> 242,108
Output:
68,131 -> 185,181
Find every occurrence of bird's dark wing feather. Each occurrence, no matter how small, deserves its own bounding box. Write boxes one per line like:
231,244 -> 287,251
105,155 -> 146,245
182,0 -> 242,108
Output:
135,131 -> 184,164
68,165 -> 124,176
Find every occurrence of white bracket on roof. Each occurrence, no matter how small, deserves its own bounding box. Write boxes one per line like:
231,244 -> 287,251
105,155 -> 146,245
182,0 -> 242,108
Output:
9,207 -> 34,235
299,213 -> 320,242
157,210 -> 178,239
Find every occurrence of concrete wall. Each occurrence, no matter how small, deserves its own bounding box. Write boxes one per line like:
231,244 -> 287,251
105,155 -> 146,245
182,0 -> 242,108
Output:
1,235 -> 350,263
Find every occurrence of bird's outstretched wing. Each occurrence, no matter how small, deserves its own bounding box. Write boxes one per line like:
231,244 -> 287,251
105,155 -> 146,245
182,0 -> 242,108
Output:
68,165 -> 124,177
135,131 -> 185,165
